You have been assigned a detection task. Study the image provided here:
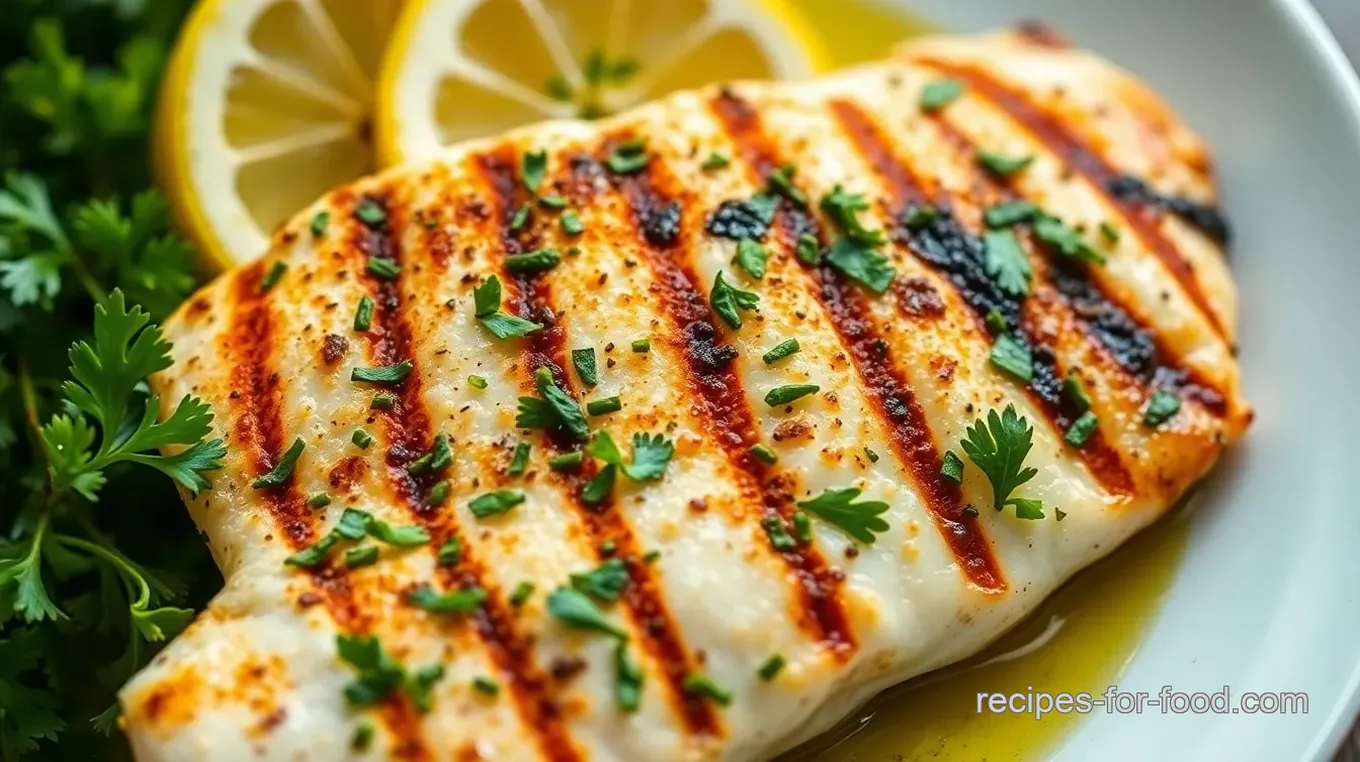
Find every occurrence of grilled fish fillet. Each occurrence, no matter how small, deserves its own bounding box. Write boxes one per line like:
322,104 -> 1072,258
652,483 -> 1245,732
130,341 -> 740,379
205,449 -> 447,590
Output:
123,27 -> 1250,762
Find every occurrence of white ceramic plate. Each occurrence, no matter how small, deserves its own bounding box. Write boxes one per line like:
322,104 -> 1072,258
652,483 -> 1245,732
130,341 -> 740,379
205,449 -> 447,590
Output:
877,0 -> 1360,759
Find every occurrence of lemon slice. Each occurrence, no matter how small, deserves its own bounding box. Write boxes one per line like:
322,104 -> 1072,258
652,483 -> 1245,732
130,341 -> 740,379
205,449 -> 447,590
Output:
375,0 -> 831,167
156,0 -> 405,270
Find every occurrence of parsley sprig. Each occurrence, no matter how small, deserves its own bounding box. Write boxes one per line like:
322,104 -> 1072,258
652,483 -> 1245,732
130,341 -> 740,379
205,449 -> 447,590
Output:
959,404 -> 1046,519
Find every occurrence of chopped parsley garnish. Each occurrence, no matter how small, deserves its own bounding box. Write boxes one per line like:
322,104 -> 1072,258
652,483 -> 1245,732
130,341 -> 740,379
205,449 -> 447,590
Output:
307,492 -> 332,509
1033,216 -> 1106,264
902,204 -> 938,231
311,210 -> 330,237
606,140 -> 649,174
352,429 -> 374,449
586,431 -> 675,481
351,722 -> 374,751
820,186 -> 885,245
546,587 -> 628,639
370,393 -> 396,410
508,441 -> 531,476
509,203 -> 532,232
701,152 -> 731,170
335,508 -> 371,540
438,537 -> 462,566
982,229 -> 1033,297
960,404 -> 1043,518
474,275 -> 543,340
825,237 -> 896,294
587,396 -> 622,416
469,374 -> 488,390
989,334 -> 1033,382
985,309 -> 1008,335
1011,498 -> 1046,520
367,519 -> 431,547
427,480 -> 450,506
510,581 -> 535,606
762,338 -> 800,365
408,584 -> 487,615
469,490 -> 524,519
750,443 -> 778,465
766,164 -> 807,206
683,673 -> 733,706
1143,390 -> 1181,426
797,487 -> 891,544
758,654 -> 787,681
710,271 -> 759,329
345,545 -> 379,568
977,151 -> 1034,177
522,150 -> 548,194
539,194 -> 567,210
572,347 -> 598,387
1064,411 -> 1100,447
793,511 -> 812,543
354,198 -> 387,227
920,79 -> 965,111
353,296 -> 374,331
795,233 -> 821,265
366,257 -> 400,280
561,210 -> 584,236
517,367 -> 589,440
1065,370 -> 1092,412
408,434 -> 452,475
260,260 -> 287,291
336,634 -> 444,712
570,558 -> 630,603
252,437 -> 304,489
734,238 -> 769,279
1100,221 -> 1121,243
940,450 -> 965,483
472,676 -> 500,696
765,384 -> 819,407
505,248 -> 561,273
352,361 -> 413,386
984,200 -> 1038,229
631,337 -> 650,353
548,451 -> 583,471
615,642 -> 644,712
582,464 -> 617,505
284,533 -> 339,568
762,514 -> 798,551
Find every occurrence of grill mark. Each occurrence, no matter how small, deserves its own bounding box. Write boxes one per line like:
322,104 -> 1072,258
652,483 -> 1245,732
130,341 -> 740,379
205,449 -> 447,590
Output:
224,265 -> 412,747
825,99 -> 1137,494
228,263 -> 313,547
476,148 -> 721,736
346,192 -> 577,762
921,105 -> 1231,411
710,92 -> 1005,591
602,128 -> 857,654
913,58 -> 1230,340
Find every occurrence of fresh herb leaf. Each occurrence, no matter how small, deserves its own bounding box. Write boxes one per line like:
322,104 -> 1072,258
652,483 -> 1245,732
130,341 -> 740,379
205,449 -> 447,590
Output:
1033,216 -> 1106,264
252,438 -> 304,489
367,520 -> 430,548
344,545 -> 379,569
902,204 -> 938,231
977,151 -> 1033,177
940,450 -> 965,483
572,347 -> 598,387
408,585 -> 486,616
797,487 -> 891,544
560,211 -> 584,236
469,490 -> 524,519
606,141 -> 648,174
631,337 -> 650,353
758,654 -> 786,681
284,533 -> 339,568
510,581 -> 535,606
260,260 -> 287,291
1064,370 -> 1092,412
983,200 -> 1038,229
472,676 -> 500,696
522,150 -> 548,194
548,451 -> 583,471
795,233 -> 820,265
734,238 -> 769,279
505,248 -> 560,273
353,296 -> 374,331
582,464 -> 617,505
710,271 -> 759,329
989,334 -> 1033,382
750,443 -> 778,464
365,257 -> 400,280
586,431 -> 674,481
1064,411 -> 1100,447
920,79 -> 965,111
766,164 -> 807,206
546,587 -> 628,639
762,338 -> 800,365
960,404 -> 1042,515
614,641 -> 644,712
764,384 -> 819,407
701,152 -> 730,170
820,186 -> 885,245
982,230 -> 1033,297
528,367 -> 589,440
1144,390 -> 1182,426
570,558 -> 630,603
825,237 -> 896,294
683,673 -> 733,706
762,515 -> 798,551
473,276 -> 542,339
468,374 -> 488,390
508,441 -> 531,477
351,361 -> 413,386
586,396 -> 622,417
